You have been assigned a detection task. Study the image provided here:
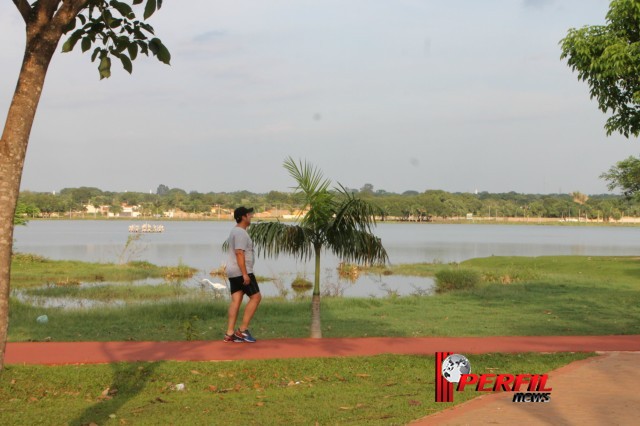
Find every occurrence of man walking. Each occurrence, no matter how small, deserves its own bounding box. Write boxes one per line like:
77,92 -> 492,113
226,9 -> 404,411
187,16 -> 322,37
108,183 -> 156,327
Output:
224,206 -> 261,343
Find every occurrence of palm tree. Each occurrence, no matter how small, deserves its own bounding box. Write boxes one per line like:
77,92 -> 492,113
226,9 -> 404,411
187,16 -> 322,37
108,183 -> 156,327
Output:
249,157 -> 388,338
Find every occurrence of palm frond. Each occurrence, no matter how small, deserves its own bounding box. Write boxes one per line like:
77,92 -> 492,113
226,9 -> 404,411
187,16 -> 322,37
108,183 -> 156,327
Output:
283,157 -> 331,201
249,221 -> 314,261
332,184 -> 382,234
323,184 -> 387,265
284,157 -> 335,229
327,228 -> 388,265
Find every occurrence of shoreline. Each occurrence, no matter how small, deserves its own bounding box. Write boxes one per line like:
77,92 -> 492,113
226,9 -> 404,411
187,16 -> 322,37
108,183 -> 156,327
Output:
19,216 -> 640,227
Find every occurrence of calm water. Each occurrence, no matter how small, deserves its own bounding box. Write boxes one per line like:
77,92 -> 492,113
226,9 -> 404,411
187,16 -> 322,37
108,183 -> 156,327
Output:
12,220 -> 640,297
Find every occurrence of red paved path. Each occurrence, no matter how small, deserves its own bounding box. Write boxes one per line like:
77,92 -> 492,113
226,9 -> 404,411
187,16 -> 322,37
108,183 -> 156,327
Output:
6,336 -> 640,425
5,335 -> 640,365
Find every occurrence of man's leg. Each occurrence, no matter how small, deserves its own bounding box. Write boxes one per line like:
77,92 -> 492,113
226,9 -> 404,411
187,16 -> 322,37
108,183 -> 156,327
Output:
226,290 -> 243,335
239,292 -> 261,332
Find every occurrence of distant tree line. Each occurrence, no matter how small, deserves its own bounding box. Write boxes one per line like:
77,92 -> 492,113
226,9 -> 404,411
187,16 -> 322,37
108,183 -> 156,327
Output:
14,184 -> 639,221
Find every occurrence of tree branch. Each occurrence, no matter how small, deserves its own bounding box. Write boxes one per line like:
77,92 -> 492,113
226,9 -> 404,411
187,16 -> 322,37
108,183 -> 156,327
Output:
12,0 -> 32,23
52,0 -> 89,28
39,0 -> 61,22
64,0 -> 90,16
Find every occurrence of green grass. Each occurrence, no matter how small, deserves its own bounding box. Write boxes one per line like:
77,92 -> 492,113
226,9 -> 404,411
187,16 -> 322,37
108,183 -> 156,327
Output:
368,262 -> 442,276
9,282 -> 640,341
8,255 -> 640,342
384,255 -> 640,285
434,268 -> 481,292
21,283 -> 193,302
10,254 -> 197,289
0,352 -> 593,425
1,255 -> 614,423
462,255 -> 640,287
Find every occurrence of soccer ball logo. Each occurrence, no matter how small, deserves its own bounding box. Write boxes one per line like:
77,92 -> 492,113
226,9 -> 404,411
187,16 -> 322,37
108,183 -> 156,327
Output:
441,354 -> 471,383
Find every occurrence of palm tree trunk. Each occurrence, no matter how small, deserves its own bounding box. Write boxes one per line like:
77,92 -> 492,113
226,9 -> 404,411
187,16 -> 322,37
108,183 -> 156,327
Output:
0,8 -> 66,370
310,243 -> 322,338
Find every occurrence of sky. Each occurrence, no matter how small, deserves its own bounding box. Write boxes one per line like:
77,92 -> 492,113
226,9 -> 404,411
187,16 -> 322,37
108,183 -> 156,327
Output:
1,0 -> 638,195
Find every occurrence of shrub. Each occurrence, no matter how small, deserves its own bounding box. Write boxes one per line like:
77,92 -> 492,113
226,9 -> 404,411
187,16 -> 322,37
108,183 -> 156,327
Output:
163,261 -> 197,280
291,276 -> 313,289
435,268 -> 481,292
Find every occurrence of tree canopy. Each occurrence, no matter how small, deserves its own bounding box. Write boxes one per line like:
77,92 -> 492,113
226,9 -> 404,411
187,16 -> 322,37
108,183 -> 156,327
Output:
0,0 -> 170,371
16,185 -> 635,221
601,155 -> 640,199
560,0 -> 640,137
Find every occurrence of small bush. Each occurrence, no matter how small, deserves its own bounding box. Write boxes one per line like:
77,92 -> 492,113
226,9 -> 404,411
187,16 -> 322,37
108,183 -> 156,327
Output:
435,269 -> 481,292
337,262 -> 360,280
291,276 -> 313,289
163,262 -> 197,280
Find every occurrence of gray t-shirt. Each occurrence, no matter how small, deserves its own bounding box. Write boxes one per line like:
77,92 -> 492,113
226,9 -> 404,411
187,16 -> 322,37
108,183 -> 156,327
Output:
225,226 -> 254,278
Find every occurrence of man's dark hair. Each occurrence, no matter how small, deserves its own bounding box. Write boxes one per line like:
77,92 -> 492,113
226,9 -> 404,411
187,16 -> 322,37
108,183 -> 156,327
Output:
233,206 -> 254,223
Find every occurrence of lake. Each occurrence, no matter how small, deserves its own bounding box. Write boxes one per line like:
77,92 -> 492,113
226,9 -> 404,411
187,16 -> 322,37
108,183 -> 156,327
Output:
12,220 -> 640,298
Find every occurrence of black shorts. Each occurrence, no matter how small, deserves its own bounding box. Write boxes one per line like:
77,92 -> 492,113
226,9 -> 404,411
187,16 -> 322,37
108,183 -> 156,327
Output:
228,273 -> 261,296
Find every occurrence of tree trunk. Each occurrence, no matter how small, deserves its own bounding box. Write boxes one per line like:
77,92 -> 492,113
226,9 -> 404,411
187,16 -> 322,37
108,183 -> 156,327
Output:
0,13 -> 66,371
310,244 -> 322,338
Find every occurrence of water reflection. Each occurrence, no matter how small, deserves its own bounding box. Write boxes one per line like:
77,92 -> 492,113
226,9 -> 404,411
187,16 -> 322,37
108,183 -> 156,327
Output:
12,271 -> 435,309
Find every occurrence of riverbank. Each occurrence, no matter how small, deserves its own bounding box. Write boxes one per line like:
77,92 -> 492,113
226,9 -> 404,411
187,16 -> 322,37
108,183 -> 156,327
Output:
20,215 -> 640,227
8,255 -> 640,341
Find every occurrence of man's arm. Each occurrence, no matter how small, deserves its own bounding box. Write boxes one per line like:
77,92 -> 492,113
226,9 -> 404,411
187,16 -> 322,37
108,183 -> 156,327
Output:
235,249 -> 250,284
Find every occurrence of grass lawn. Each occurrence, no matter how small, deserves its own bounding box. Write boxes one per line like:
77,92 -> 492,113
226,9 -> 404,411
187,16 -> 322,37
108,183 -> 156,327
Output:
1,255 -> 619,423
10,253 -> 196,289
0,352 -> 593,425
9,255 -> 640,342
21,283 -> 193,302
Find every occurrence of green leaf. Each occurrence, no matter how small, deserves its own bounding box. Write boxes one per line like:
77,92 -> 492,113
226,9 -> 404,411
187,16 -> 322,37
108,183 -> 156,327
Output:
78,14 -> 87,26
61,38 -> 75,53
98,55 -> 112,80
156,42 -> 171,65
61,30 -> 84,53
118,53 -> 133,74
148,38 -> 159,55
91,47 -> 101,62
144,0 -> 157,20
103,9 -> 115,27
110,0 -> 135,19
138,41 -> 149,55
114,36 -> 129,53
149,38 -> 171,64
127,42 -> 138,60
132,0 -> 143,4
140,22 -> 155,35
81,37 -> 92,53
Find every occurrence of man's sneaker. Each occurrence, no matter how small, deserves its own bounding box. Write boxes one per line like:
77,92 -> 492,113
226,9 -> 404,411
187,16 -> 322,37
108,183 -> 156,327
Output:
223,333 -> 243,343
235,329 -> 256,343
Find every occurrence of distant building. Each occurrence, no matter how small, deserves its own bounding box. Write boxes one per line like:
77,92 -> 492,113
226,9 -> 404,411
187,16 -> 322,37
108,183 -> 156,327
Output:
120,204 -> 141,218
84,204 -> 111,215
